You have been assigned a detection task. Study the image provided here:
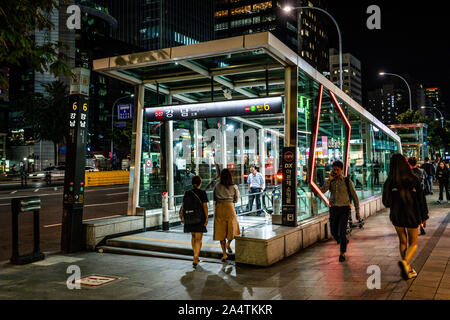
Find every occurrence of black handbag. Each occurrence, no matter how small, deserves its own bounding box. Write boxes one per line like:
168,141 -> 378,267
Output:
183,190 -> 204,225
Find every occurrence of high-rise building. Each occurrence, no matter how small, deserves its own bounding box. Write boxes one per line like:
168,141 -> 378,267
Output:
296,0 -> 329,73
424,87 -> 446,120
367,84 -> 408,125
215,0 -> 329,73
6,0 -> 139,168
329,49 -> 362,105
103,0 -> 215,50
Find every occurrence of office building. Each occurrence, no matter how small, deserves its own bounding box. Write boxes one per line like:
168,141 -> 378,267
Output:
367,84 -> 408,125
215,0 -> 330,73
103,0 -> 215,50
423,86 -> 446,120
329,49 -> 362,105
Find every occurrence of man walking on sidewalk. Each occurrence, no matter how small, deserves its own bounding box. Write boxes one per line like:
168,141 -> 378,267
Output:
321,160 -> 360,262
421,157 -> 435,195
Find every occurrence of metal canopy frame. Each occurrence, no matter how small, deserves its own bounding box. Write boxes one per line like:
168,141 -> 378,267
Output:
92,32 -> 402,216
93,32 -> 400,145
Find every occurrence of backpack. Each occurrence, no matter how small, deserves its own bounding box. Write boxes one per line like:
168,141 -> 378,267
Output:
344,177 -> 353,204
413,167 -> 427,192
182,190 -> 204,225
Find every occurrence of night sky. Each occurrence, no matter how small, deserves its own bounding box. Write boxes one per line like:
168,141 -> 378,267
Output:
325,0 -> 450,109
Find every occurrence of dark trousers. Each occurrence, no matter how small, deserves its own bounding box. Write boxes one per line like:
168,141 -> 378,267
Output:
248,187 -> 262,214
438,180 -> 449,201
330,206 -> 350,253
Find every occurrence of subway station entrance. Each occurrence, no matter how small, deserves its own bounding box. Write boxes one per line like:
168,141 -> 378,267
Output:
92,32 -> 401,265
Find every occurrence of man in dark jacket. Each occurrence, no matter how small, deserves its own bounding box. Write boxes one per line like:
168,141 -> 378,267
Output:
436,161 -> 450,204
421,157 -> 435,195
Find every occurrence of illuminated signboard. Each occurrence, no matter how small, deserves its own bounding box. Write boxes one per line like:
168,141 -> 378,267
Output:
145,97 -> 283,122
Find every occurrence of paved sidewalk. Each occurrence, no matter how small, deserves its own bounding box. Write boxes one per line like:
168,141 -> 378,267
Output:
0,192 -> 449,300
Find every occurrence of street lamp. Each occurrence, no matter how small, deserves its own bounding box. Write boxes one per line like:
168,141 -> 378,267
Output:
421,106 -> 444,128
283,5 -> 343,90
379,72 -> 412,111
111,94 -> 134,160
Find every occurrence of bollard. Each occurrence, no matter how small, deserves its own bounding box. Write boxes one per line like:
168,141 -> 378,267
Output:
10,197 -> 45,265
162,192 -> 169,230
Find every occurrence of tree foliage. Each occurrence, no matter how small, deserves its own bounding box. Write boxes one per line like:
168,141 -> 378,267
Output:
17,80 -> 69,164
0,0 -> 71,90
397,110 -> 449,155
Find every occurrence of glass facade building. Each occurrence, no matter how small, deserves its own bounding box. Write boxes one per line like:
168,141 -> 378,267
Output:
93,32 -> 401,226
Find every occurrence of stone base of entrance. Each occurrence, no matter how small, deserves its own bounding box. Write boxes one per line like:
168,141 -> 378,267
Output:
235,194 -> 384,266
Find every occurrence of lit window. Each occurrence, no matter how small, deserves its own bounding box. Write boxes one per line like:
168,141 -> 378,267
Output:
231,5 -> 251,15
253,1 -> 272,12
215,10 -> 228,18
215,22 -> 228,31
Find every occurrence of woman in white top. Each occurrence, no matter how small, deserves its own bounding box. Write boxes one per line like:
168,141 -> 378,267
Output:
213,169 -> 240,261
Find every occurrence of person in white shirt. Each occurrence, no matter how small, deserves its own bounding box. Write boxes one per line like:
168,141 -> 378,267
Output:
247,165 -> 265,215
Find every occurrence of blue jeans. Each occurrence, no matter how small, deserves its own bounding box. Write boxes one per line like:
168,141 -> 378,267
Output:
248,187 -> 262,214
427,176 -> 433,193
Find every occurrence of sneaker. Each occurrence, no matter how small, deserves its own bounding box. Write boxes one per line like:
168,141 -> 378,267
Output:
407,268 -> 417,279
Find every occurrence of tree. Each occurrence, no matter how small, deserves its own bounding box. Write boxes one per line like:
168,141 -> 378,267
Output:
0,0 -> 71,90
18,80 -> 69,165
397,110 -> 449,157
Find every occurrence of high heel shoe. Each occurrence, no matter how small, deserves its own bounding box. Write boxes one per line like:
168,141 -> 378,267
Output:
221,255 -> 228,262
398,260 -> 409,280
193,257 -> 199,267
226,245 -> 233,254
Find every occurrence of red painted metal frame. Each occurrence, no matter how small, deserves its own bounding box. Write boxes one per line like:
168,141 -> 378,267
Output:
308,85 -> 352,207
308,85 -> 330,207
329,90 -> 352,177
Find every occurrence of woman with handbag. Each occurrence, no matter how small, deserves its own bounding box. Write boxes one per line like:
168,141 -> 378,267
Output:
179,175 -> 209,267
213,169 -> 241,262
382,154 -> 429,280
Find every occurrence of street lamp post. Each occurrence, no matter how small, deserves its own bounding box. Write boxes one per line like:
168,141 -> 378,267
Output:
111,94 -> 134,161
283,5 -> 343,90
379,72 -> 412,111
421,106 -> 444,128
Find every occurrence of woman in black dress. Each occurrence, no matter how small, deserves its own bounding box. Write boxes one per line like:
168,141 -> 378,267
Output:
383,154 -> 429,280
179,175 -> 209,267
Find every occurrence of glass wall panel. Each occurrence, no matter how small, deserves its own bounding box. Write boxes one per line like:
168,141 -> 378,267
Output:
297,70 -> 319,221
139,120 -> 166,210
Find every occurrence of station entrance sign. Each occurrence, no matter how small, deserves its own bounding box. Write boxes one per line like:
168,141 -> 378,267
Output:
145,97 -> 282,122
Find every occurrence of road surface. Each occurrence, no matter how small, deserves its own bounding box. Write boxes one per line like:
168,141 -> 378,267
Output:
0,184 -> 129,262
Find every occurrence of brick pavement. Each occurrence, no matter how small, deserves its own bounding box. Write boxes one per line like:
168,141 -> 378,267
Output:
0,192 -> 448,300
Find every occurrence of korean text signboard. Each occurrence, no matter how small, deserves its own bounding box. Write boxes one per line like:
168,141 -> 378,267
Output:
118,103 -> 133,120
62,67 -> 90,253
282,147 -> 298,227
145,97 -> 282,122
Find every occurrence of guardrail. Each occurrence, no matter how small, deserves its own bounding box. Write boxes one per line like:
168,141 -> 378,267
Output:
85,170 -> 129,187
